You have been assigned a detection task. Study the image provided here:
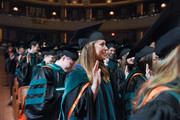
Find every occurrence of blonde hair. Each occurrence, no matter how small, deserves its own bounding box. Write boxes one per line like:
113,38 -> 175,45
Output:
133,45 -> 180,112
75,41 -> 109,83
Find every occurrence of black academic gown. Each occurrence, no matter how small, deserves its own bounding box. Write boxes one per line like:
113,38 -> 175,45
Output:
113,68 -> 126,98
131,79 -> 180,120
25,63 -> 66,120
5,53 -> 19,95
31,61 -> 46,80
108,57 -> 118,72
16,52 -> 40,86
61,64 -> 120,120
122,70 -> 147,120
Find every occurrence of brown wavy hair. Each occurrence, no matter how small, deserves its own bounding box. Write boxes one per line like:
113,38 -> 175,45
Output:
75,41 -> 109,83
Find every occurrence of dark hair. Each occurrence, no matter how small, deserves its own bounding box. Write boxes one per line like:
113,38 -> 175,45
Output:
56,52 -> 63,61
137,53 -> 152,74
29,41 -> 38,49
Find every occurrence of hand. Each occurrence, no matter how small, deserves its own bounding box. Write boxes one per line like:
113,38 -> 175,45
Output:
104,57 -> 109,65
91,60 -> 101,101
125,65 -> 129,79
146,64 -> 153,80
10,53 -> 15,60
27,53 -> 31,63
18,55 -> 22,62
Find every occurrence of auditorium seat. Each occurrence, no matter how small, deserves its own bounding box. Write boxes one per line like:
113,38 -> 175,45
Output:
14,86 -> 29,120
12,77 -> 19,113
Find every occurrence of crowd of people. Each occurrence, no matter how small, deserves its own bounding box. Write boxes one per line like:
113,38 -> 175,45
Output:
3,0 -> 180,120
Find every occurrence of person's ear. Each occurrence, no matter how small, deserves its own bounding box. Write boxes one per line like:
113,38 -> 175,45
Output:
44,55 -> 47,58
85,44 -> 89,49
62,55 -> 66,61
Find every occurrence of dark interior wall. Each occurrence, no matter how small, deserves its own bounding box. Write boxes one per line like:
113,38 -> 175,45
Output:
1,25 -> 144,46
1,26 -> 63,44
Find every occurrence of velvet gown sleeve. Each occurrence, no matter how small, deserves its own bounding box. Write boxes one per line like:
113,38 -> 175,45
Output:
113,68 -> 125,96
25,67 -> 62,120
5,57 -> 17,74
131,91 -> 180,120
63,84 -> 95,120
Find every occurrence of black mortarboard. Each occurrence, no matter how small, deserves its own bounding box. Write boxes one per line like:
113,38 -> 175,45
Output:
41,46 -> 56,56
106,40 -> 117,49
69,42 -> 81,50
70,23 -> 104,49
116,44 -> 131,59
127,0 -> 180,58
135,46 -> 155,61
155,26 -> 180,58
17,43 -> 25,49
62,47 -> 79,61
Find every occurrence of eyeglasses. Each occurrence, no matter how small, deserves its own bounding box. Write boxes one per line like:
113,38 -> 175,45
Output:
152,57 -> 161,62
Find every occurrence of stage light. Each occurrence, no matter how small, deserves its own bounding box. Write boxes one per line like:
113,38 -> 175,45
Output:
13,7 -> 18,11
111,32 -> 115,36
52,12 -> 56,16
161,3 -> 166,8
110,11 -> 114,16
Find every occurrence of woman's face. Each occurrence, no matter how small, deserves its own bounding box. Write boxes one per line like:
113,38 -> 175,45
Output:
127,56 -> 135,65
94,40 -> 108,60
152,52 -> 161,70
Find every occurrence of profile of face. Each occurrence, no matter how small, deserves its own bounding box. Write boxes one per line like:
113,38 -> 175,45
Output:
32,44 -> 40,53
19,48 -> 25,55
8,47 -> 13,55
152,52 -> 161,70
63,56 -> 76,72
108,47 -> 116,58
44,55 -> 56,64
126,56 -> 135,65
43,42 -> 46,47
94,40 -> 108,60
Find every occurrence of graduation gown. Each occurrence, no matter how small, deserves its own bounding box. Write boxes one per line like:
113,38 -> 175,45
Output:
31,61 -> 46,79
16,52 -> 40,86
122,70 -> 147,120
131,79 -> 180,120
5,52 -> 21,74
108,57 -> 118,72
25,63 -> 66,120
60,64 -> 120,120
113,68 -> 126,98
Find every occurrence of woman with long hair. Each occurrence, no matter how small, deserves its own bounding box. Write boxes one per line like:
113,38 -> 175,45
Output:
132,27 -> 180,120
60,23 -> 120,120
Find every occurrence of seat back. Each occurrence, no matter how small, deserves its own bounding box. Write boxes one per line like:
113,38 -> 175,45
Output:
13,77 -> 19,112
14,86 -> 29,120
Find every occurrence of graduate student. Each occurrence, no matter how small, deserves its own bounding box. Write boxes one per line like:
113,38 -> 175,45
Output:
105,41 -> 118,72
125,0 -> 180,119
16,40 -> 40,86
31,46 -> 56,79
132,26 -> 180,120
25,46 -> 78,120
5,44 -> 25,105
60,23 -> 120,120
121,46 -> 154,120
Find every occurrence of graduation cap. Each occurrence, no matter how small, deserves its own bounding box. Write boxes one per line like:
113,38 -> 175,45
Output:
106,40 -> 117,49
41,46 -> 56,56
69,42 -> 81,50
62,47 -> 79,61
116,44 -> 131,59
25,35 -> 40,48
155,26 -> 180,58
127,0 -> 180,58
70,23 -> 104,49
17,43 -> 26,49
135,46 -> 155,61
